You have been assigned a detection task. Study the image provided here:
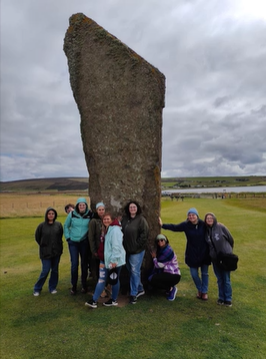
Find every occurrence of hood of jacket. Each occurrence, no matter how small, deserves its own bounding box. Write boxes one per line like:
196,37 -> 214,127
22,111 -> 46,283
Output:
45,207 -> 57,223
109,218 -> 121,227
75,197 -> 89,214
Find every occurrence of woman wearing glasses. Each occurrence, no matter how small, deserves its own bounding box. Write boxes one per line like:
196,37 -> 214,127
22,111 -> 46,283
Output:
148,234 -> 181,301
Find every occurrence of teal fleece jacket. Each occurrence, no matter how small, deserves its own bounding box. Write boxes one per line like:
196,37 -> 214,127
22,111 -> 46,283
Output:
104,220 -> 126,268
63,197 -> 92,242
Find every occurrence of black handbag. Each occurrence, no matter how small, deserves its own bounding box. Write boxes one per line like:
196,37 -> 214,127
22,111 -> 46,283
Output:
217,252 -> 239,271
209,234 -> 239,271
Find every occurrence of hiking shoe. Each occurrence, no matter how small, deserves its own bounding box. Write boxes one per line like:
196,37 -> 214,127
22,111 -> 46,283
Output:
85,299 -> 97,308
201,293 -> 208,301
217,299 -> 224,305
33,292 -> 40,297
167,286 -> 177,301
136,290 -> 145,298
103,298 -> 118,307
225,301 -> 232,307
129,296 -> 137,304
50,290 -> 57,294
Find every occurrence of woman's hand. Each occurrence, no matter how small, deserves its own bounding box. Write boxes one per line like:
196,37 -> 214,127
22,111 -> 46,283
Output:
150,250 -> 156,259
158,217 -> 163,227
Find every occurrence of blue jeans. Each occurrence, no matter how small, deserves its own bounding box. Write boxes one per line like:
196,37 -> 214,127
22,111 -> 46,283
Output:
213,262 -> 232,302
34,256 -> 61,292
126,250 -> 145,296
93,261 -> 122,301
68,239 -> 88,289
190,265 -> 209,294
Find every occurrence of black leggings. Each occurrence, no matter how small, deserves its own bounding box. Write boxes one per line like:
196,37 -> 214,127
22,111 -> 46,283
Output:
150,272 -> 181,290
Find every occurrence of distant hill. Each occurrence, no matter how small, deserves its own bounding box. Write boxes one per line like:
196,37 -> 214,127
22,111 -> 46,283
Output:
0,177 -> 89,192
0,176 -> 265,193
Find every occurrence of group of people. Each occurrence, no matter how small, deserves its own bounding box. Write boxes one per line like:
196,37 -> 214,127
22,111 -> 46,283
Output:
33,199 -> 149,307
159,208 -> 235,306
33,199 -> 235,308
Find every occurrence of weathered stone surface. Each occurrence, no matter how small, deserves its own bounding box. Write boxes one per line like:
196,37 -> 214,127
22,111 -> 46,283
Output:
64,13 -> 165,269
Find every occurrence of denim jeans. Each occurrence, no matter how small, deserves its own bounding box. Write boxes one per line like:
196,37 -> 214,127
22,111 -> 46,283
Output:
126,250 -> 145,296
68,239 -> 88,289
93,261 -> 122,302
212,262 -> 232,302
34,256 -> 61,292
190,265 -> 209,294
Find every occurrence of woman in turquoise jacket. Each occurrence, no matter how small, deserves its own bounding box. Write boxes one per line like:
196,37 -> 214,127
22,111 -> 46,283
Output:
85,212 -> 126,308
64,197 -> 92,294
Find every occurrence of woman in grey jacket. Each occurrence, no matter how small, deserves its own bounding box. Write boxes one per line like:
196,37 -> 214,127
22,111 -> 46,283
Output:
205,212 -> 234,307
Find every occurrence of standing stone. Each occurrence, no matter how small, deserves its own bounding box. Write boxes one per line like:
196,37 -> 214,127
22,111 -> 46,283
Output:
64,13 -> 165,275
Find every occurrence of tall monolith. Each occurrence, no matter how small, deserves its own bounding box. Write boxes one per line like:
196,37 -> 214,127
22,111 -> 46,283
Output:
64,13 -> 165,277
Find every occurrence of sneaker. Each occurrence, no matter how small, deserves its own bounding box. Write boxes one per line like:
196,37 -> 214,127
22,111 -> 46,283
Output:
129,295 -> 137,304
85,299 -> 97,308
33,292 -> 40,297
50,290 -> 57,294
103,298 -> 118,307
225,301 -> 232,307
167,286 -> 177,301
217,299 -> 224,305
136,290 -> 145,298
70,287 -> 77,295
81,288 -> 87,294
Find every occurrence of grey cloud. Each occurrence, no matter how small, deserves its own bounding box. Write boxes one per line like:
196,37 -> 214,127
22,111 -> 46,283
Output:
1,0 -> 266,181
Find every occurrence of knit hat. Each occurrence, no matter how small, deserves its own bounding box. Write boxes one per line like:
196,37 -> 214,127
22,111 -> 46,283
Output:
96,202 -> 105,209
187,208 -> 199,216
156,234 -> 167,241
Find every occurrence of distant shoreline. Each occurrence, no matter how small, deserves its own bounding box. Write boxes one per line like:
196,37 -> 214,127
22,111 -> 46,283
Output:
162,185 -> 266,194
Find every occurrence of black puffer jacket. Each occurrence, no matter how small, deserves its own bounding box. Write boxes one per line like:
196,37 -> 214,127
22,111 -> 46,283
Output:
35,207 -> 63,259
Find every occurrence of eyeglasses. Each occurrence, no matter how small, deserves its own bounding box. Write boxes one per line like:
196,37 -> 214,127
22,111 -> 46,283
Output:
157,239 -> 165,242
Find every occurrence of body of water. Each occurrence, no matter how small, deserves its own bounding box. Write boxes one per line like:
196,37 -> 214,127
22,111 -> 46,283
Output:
162,186 -> 266,194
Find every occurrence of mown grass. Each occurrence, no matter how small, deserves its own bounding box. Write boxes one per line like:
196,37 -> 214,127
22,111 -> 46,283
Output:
0,196 -> 266,358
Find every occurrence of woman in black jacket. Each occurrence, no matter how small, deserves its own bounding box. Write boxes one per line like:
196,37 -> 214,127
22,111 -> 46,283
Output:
33,207 -> 63,296
121,201 -> 149,304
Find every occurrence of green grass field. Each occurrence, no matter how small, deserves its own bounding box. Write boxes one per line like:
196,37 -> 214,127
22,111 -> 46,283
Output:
0,197 -> 266,359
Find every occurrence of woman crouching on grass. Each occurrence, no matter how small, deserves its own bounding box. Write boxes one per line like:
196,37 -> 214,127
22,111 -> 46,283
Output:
85,212 -> 126,308
148,234 -> 181,301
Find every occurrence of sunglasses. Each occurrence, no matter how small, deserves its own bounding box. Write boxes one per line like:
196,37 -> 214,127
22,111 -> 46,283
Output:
157,239 -> 165,242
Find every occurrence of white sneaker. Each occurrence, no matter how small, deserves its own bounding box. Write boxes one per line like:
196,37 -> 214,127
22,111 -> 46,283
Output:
51,290 -> 57,294
33,292 -> 40,296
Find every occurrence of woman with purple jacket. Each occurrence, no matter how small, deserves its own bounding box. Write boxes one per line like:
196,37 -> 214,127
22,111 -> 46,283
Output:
149,234 -> 181,301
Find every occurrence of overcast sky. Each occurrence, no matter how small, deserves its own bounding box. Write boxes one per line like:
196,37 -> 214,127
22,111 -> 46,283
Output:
1,0 -> 266,182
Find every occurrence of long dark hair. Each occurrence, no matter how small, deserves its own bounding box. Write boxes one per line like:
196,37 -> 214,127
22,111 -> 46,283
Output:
123,200 -> 142,217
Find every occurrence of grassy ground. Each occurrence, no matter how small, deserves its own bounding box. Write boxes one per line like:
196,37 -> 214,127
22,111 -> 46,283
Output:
0,197 -> 266,358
